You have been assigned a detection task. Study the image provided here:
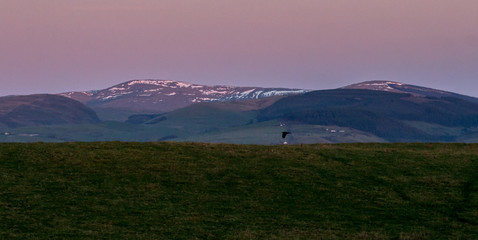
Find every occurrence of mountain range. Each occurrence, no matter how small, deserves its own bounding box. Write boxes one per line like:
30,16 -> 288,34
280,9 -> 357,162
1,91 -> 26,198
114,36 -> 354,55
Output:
1,79 -> 478,143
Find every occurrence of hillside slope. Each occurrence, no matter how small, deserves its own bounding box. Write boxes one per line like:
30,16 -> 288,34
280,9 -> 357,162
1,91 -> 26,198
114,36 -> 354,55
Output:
344,80 -> 478,103
259,89 -> 478,141
0,94 -> 100,128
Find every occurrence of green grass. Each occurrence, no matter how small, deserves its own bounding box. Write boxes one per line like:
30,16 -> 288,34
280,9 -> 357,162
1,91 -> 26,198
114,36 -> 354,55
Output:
0,122 -> 183,142
1,142 -> 477,239
0,120 -> 385,144
402,121 -> 465,138
92,107 -> 157,121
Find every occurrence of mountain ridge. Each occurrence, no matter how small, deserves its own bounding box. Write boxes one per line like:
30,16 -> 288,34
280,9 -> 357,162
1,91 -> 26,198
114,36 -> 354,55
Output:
343,80 -> 478,103
60,79 -> 309,113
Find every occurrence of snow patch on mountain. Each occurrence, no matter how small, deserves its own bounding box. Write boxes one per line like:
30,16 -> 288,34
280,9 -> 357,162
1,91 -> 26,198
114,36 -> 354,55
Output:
344,81 -> 404,92
200,89 -> 231,95
176,82 -> 191,88
342,80 -> 478,102
262,90 -> 303,97
127,79 -> 177,87
109,87 -> 126,91
343,80 -> 413,94
144,89 -> 162,92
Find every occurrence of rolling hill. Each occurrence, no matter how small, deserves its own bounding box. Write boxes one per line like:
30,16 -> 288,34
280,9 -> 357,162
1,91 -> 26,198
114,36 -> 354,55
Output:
258,89 -> 478,142
0,94 -> 100,128
344,80 -> 478,103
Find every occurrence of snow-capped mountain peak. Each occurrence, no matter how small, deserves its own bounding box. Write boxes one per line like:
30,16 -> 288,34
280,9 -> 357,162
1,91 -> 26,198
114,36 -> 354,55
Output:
342,80 -> 405,92
342,80 -> 478,104
60,79 -> 309,112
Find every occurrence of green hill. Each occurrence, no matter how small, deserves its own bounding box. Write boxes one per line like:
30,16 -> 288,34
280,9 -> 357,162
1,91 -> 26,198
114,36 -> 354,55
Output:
1,142 -> 477,239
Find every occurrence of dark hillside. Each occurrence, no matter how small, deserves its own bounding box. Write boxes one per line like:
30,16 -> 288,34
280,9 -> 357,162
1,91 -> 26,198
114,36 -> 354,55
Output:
259,89 -> 478,141
0,94 -> 100,128
0,142 -> 477,239
344,80 -> 478,104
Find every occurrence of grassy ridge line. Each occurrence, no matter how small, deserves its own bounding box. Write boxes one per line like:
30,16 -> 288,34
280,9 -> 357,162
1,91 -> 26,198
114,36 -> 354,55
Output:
0,142 -> 477,239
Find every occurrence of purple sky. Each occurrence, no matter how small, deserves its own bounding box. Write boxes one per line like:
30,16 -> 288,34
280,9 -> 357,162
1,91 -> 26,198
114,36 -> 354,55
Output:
1,0 -> 478,97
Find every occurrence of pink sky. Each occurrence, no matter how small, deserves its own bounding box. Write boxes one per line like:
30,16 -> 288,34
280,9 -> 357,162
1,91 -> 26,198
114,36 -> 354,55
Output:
1,0 -> 478,96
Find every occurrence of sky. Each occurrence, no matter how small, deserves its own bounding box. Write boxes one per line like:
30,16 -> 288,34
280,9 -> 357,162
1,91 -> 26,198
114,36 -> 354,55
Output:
1,0 -> 478,97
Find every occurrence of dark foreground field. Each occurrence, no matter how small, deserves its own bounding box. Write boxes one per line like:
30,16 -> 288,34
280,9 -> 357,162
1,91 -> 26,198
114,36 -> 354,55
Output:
0,142 -> 477,239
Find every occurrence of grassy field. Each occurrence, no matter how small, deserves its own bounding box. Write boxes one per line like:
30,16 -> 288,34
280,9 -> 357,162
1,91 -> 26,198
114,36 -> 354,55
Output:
0,120 -> 385,144
0,142 -> 477,239
182,121 -> 385,144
